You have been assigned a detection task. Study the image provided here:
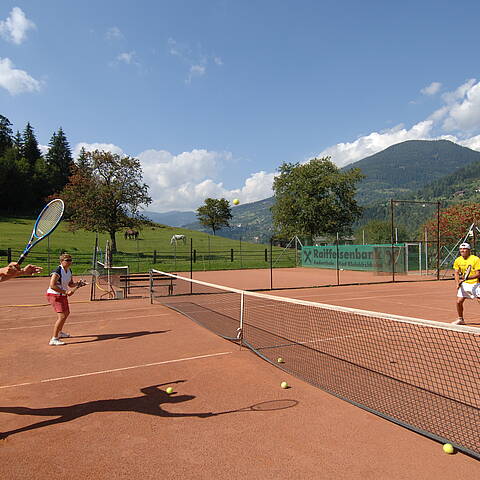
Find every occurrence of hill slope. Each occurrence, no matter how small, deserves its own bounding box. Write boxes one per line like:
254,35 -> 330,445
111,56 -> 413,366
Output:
344,139 -> 480,204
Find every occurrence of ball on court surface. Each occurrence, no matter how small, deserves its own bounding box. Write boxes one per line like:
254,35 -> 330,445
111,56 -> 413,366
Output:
277,357 -> 284,363
443,443 -> 454,454
233,198 -> 240,205
280,381 -> 288,389
166,387 -> 174,394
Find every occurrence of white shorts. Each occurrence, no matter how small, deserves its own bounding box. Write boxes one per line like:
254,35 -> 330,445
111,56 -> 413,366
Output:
457,283 -> 480,299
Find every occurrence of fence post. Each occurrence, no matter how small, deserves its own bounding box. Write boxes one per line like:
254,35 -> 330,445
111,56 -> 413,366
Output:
7,247 -> 11,263
153,249 -> 157,264
230,248 -> 234,262
264,249 -> 268,262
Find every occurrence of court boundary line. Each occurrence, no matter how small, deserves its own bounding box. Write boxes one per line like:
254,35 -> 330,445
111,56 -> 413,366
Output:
0,351 -> 232,390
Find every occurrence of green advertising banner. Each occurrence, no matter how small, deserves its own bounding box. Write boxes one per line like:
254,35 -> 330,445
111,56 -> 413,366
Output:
301,245 -> 405,272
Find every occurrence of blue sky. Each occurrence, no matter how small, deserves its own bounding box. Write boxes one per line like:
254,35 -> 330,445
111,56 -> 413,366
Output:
1,1 -> 480,211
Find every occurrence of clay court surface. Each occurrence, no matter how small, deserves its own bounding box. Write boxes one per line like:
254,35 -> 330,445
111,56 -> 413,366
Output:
1,270 -> 479,479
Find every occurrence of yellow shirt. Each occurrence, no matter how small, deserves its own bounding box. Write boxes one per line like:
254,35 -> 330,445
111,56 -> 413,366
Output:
453,255 -> 480,284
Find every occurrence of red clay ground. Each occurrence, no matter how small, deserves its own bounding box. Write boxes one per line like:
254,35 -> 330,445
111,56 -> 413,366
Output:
1,275 -> 479,479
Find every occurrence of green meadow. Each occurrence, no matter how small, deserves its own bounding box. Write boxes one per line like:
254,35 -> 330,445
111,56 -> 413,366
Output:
0,217 -> 297,275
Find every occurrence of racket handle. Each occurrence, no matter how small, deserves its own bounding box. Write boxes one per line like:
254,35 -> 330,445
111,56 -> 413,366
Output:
17,253 -> 29,266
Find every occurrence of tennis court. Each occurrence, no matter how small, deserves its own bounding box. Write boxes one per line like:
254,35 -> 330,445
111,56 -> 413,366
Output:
1,274 -> 479,479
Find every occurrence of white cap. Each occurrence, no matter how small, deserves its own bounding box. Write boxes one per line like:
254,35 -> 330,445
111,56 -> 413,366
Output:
460,242 -> 471,250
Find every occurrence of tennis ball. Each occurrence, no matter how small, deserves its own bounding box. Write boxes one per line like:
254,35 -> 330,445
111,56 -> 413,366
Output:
166,387 -> 174,394
277,357 -> 284,363
233,199 -> 240,205
443,443 -> 454,454
280,381 -> 288,389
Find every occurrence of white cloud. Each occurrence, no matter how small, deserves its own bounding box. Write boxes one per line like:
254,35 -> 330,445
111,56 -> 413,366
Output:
186,64 -> 206,83
138,148 -> 274,211
0,7 -> 35,45
73,142 -> 125,158
442,81 -> 480,132
117,51 -> 136,64
213,56 -> 223,66
317,121 -> 434,167
105,26 -> 123,40
421,82 -> 441,96
39,144 -> 49,155
0,57 -> 41,95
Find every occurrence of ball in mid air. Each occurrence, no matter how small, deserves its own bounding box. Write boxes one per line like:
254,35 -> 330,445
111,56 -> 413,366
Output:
443,443 -> 454,454
166,387 -> 174,394
280,381 -> 288,389
233,199 -> 240,205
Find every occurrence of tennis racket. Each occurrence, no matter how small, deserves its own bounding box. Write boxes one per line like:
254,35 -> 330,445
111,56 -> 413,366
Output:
18,199 -> 65,265
459,265 -> 472,286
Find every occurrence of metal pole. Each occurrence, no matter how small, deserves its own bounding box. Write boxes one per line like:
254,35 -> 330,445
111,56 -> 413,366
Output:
391,199 -> 395,282
90,233 -> 98,301
270,237 -> 273,290
190,238 -> 193,294
336,232 -> 340,286
436,201 -> 441,280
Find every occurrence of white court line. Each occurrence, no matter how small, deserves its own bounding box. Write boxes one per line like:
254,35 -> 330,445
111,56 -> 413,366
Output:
0,351 -> 232,390
0,313 -> 171,331
0,305 -> 161,322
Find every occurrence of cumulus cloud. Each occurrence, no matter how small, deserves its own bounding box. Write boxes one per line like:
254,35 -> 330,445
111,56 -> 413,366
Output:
0,57 -> 41,95
442,81 -> 480,132
0,7 -> 35,45
138,148 -> 274,211
421,82 -> 442,96
317,121 -> 435,167
73,142 -> 125,158
39,144 -> 49,155
105,26 -> 123,40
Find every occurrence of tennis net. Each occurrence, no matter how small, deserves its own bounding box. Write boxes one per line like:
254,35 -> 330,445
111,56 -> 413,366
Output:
150,269 -> 480,459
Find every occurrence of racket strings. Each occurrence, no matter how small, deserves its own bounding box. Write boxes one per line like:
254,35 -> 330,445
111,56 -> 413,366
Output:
35,200 -> 64,236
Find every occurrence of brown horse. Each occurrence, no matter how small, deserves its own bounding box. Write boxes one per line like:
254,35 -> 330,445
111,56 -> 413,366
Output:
124,229 -> 139,240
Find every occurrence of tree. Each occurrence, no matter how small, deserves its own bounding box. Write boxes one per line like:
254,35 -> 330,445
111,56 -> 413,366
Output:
272,157 -> 364,240
0,114 -> 13,157
58,150 -> 152,252
45,127 -> 73,192
196,198 -> 233,235
355,220 -> 408,244
423,203 -> 480,246
22,122 -> 42,168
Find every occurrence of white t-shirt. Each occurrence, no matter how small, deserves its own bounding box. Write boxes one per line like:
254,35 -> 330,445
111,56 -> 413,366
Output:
47,265 -> 72,295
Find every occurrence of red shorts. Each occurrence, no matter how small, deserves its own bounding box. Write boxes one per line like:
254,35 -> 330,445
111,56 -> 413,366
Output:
46,294 -> 70,314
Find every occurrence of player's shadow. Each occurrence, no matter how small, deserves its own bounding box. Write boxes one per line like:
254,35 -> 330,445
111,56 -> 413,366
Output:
0,381 -> 211,439
67,330 -> 170,344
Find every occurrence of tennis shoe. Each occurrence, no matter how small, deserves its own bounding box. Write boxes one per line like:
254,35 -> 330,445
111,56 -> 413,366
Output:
49,337 -> 66,346
452,318 -> 465,325
59,332 -> 70,338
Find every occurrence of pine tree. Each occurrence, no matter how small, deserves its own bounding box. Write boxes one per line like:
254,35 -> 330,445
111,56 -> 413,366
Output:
0,114 -> 13,157
22,122 -> 42,168
46,127 -> 73,192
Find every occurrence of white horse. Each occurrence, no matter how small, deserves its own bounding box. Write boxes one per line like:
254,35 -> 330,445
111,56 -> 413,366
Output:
170,234 -> 187,246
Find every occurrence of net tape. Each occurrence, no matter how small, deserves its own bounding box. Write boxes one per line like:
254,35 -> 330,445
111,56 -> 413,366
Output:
150,269 -> 480,459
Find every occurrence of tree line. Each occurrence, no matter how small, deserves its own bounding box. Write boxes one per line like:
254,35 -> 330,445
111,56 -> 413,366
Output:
0,114 -> 73,214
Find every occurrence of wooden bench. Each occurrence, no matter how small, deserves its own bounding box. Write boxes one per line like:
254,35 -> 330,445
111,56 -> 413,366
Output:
119,273 -> 175,299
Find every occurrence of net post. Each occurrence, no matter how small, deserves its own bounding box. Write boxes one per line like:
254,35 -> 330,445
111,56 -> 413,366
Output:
237,291 -> 244,345
391,199 -> 395,282
270,237 -> 273,290
149,270 -> 153,304
436,201 -> 441,280
336,233 -> 340,285
90,233 -> 98,301
190,238 -> 193,294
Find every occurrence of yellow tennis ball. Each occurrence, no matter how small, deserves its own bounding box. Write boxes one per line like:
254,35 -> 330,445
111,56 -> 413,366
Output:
443,443 -> 454,454
277,357 -> 284,363
166,387 -> 174,394
280,381 -> 288,389
233,199 -> 240,205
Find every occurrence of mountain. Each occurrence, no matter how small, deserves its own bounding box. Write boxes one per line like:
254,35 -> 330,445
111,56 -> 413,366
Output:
143,210 -> 197,227
344,140 -> 480,204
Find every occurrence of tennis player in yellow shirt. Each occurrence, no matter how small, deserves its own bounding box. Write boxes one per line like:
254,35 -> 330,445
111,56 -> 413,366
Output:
452,242 -> 480,325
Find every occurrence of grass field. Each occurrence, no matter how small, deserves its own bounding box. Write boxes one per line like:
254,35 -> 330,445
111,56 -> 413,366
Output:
0,216 -> 298,275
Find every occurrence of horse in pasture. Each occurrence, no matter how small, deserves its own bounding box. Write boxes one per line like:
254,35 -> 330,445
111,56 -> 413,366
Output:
124,229 -> 139,240
170,234 -> 186,246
